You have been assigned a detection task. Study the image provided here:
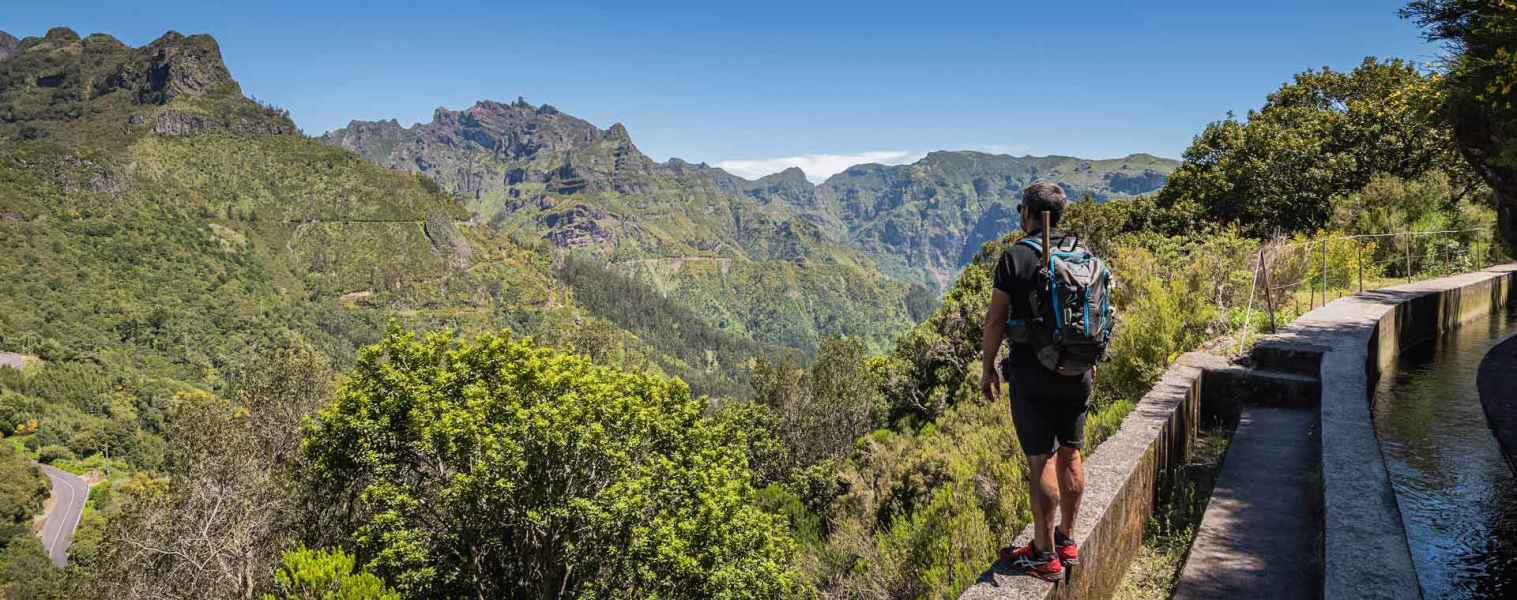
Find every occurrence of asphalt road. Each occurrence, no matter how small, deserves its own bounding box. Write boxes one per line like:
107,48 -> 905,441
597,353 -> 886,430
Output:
37,464 -> 89,567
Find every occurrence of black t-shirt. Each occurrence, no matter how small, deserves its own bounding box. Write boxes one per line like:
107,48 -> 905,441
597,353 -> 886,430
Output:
993,228 -> 1073,369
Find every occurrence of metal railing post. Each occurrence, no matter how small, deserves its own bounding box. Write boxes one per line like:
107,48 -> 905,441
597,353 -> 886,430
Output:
1405,233 -> 1413,284
1357,240 -> 1364,293
1309,243 -> 1317,310
1261,247 -> 1278,333
1321,240 -> 1329,303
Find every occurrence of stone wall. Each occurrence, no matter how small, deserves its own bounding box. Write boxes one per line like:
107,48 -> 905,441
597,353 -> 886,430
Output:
959,353 -> 1230,600
1256,264 -> 1516,600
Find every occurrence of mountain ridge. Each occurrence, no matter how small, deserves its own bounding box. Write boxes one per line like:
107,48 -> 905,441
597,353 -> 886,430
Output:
325,100 -> 1177,291
323,97 -> 919,352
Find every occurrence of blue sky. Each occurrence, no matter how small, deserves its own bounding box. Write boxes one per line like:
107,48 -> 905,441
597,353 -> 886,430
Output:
7,1 -> 1440,181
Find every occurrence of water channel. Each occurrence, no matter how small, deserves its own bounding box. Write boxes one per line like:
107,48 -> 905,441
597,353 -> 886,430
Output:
1373,306 -> 1517,599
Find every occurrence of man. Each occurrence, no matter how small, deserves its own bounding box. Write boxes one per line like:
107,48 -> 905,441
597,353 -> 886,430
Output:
979,181 -> 1089,581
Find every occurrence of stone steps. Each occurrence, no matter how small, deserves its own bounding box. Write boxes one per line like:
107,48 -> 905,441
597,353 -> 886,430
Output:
1175,344 -> 1327,599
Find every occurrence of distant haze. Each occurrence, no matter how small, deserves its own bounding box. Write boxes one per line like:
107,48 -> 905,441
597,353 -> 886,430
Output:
717,151 -> 923,183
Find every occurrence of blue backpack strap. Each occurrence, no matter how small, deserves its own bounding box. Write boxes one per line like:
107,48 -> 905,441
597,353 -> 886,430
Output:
1015,237 -> 1062,334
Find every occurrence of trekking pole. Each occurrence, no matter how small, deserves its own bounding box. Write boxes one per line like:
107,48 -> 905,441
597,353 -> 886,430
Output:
1042,211 -> 1052,259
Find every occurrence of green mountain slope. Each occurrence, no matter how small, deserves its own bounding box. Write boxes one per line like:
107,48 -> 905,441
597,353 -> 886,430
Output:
0,28 -> 776,473
323,102 -> 1173,299
322,101 -> 917,352
807,151 -> 1177,290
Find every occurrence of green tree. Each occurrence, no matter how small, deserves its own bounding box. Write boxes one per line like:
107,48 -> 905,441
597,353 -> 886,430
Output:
1404,0 -> 1517,249
261,547 -> 398,600
302,326 -> 795,599
0,442 -> 48,542
1157,58 -> 1473,235
0,536 -> 69,600
752,338 -> 881,476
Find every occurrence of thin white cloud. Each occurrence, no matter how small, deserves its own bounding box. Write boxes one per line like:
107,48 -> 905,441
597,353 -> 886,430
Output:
971,143 -> 1034,156
716,150 -> 922,183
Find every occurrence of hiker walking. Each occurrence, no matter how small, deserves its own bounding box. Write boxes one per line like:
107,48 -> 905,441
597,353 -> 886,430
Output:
979,181 -> 1114,582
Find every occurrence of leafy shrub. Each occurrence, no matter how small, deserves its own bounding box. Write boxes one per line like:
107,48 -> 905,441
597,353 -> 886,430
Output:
261,547 -> 399,600
302,326 -> 796,599
753,337 -> 882,476
36,444 -> 75,464
1156,58 -> 1474,237
0,443 -> 48,536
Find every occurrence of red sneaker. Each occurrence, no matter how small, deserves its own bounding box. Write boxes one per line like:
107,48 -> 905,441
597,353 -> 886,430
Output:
999,543 -> 1063,582
1055,527 -> 1079,566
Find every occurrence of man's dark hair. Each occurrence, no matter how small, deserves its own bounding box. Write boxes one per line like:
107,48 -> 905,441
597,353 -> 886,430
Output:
1021,181 -> 1067,228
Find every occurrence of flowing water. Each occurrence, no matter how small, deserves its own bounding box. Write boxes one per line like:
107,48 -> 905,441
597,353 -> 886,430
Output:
1373,307 -> 1517,599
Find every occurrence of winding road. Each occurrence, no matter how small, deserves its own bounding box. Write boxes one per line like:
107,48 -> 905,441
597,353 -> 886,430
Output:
37,464 -> 89,567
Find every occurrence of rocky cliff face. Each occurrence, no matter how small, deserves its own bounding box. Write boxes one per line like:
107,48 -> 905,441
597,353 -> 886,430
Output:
323,100 -> 920,352
0,27 -> 295,144
323,98 -> 659,203
0,31 -> 19,62
325,101 -> 1176,292
811,150 -> 1177,288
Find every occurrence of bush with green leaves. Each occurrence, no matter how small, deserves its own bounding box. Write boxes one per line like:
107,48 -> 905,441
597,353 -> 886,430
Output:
302,326 -> 795,599
0,535 -> 69,600
261,547 -> 398,600
0,443 -> 48,542
751,337 -> 882,477
35,444 -> 75,465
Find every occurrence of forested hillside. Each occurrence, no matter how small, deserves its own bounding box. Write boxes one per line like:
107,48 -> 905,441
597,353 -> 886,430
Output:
322,101 -> 918,353
0,28 -> 795,593
810,151 -> 1176,289
323,103 -> 1174,329
1,2 -> 1514,598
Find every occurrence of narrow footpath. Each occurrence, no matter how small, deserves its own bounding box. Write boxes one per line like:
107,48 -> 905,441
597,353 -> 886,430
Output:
1172,406 -> 1321,599
37,464 -> 89,568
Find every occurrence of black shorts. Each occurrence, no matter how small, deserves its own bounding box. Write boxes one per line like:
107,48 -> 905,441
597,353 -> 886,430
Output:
1004,362 -> 1092,457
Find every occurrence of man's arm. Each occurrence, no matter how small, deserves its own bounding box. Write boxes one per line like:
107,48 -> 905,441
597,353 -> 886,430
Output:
980,288 -> 1012,401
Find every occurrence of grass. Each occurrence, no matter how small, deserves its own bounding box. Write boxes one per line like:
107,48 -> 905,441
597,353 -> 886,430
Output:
1113,423 -> 1234,600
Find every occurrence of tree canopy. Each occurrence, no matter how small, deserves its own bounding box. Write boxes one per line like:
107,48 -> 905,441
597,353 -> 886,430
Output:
302,326 -> 795,599
1157,57 -> 1473,236
1403,0 -> 1517,247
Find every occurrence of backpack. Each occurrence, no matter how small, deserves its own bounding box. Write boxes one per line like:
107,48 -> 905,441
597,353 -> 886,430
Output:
1005,235 -> 1114,376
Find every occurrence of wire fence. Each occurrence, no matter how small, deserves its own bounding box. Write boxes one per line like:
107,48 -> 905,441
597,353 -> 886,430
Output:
1232,227 -> 1507,353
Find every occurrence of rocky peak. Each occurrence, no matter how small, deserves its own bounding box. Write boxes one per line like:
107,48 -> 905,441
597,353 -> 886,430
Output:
0,28 -> 291,142
766,167 -> 810,185
130,31 -> 238,103
0,31 -> 19,62
323,97 -> 667,202
42,27 -> 81,45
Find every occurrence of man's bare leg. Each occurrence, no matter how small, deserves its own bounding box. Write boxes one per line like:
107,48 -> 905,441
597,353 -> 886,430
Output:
1056,446 -> 1085,536
1028,453 -> 1060,552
